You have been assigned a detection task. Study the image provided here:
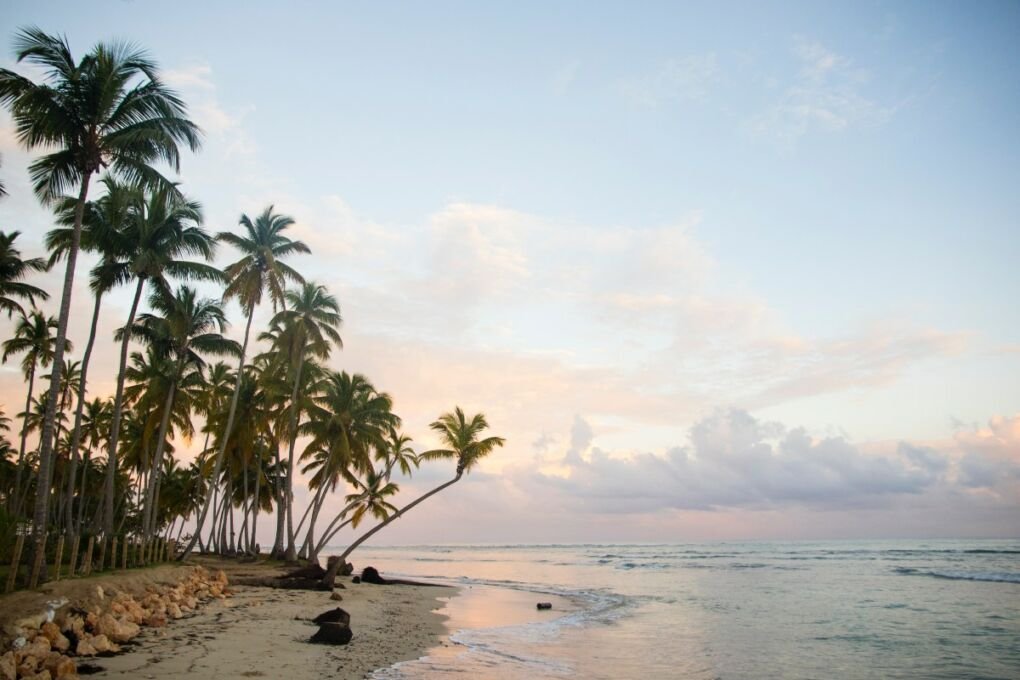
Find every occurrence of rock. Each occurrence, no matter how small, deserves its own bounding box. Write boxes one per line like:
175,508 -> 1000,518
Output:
360,566 -> 386,584
93,615 -> 138,644
42,652 -> 76,679
74,640 -> 97,657
312,608 -> 350,626
22,637 -> 51,660
309,622 -> 352,645
329,591 -> 343,602
143,614 -> 167,628
537,602 -> 553,610
21,670 -> 53,680
0,652 -> 15,680
88,635 -> 118,655
351,576 -> 361,584
167,603 -> 183,619
39,623 -> 70,652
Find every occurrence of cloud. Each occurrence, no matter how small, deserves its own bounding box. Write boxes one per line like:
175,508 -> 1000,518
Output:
619,53 -> 720,107
748,38 -> 891,143
163,63 -> 256,156
521,409 -> 1019,516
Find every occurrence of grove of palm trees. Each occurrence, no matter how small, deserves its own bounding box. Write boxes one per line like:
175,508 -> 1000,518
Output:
0,28 -> 503,588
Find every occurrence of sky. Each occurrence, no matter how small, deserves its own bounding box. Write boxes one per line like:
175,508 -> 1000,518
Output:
0,1 -> 1017,544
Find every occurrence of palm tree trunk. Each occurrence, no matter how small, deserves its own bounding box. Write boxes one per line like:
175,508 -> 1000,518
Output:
284,347 -> 306,561
76,448 -> 92,531
272,443 -> 285,557
250,456 -> 261,553
323,474 -> 462,587
179,305 -> 254,560
63,291 -> 103,537
31,175 -> 91,580
142,377 -> 178,538
104,276 -> 146,540
12,361 -> 35,513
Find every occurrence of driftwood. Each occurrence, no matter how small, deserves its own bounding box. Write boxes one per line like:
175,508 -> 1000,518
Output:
234,557 -> 337,590
358,566 -> 433,586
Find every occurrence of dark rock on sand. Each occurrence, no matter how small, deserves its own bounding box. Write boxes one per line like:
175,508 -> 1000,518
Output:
312,607 -> 351,626
351,576 -> 361,584
537,602 -> 553,610
361,566 -> 386,584
310,622 -> 353,645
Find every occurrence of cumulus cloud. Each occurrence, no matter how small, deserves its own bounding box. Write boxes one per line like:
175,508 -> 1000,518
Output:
521,409 -> 1020,517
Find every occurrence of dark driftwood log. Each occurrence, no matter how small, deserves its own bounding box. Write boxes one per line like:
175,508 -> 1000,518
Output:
359,566 -> 433,586
232,576 -> 331,590
313,607 -> 351,626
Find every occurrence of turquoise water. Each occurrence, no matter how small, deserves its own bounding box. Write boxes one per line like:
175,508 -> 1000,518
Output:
339,540 -> 1020,679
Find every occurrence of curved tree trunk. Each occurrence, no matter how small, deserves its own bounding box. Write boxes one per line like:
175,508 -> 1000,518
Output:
322,474 -> 461,587
64,291 -> 104,537
179,306 -> 254,560
31,176 -> 91,580
103,276 -> 147,540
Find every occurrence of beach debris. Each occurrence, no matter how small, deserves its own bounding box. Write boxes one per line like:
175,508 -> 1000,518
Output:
536,602 -> 553,610
360,567 -> 386,585
329,591 -> 343,601
312,608 -> 350,627
351,576 -> 361,584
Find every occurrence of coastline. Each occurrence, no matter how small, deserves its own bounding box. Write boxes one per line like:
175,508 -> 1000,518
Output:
0,558 -> 455,680
97,563 -> 455,680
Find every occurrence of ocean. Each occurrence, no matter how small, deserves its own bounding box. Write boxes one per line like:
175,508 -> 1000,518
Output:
339,540 -> 1020,679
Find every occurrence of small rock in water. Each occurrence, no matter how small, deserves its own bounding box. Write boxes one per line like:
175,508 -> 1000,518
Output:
537,602 -> 553,610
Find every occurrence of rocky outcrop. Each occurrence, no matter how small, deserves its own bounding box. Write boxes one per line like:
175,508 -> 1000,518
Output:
0,567 -> 230,679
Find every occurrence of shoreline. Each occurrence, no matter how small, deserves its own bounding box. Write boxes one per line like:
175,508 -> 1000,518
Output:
0,557 -> 455,680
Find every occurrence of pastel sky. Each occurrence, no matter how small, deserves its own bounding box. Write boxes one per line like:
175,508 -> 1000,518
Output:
0,1 -> 1017,544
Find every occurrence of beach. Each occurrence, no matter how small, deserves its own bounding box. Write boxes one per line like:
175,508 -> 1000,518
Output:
0,558 -> 455,680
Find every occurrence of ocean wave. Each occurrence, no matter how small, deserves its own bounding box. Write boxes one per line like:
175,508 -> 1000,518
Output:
893,567 -> 1020,583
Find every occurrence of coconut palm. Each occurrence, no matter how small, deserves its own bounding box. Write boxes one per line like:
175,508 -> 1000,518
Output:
179,206 -> 309,559
301,372 -> 402,560
126,284 -> 239,539
102,187 -> 219,546
47,179 -> 137,536
323,408 -> 504,586
0,28 -> 201,563
0,231 -> 48,319
269,282 -> 343,561
76,397 -> 111,531
1,311 -> 68,512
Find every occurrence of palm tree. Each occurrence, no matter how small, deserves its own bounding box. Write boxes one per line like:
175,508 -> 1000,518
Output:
127,284 -> 239,539
0,28 -> 201,564
48,179 -> 136,537
102,187 -> 219,548
323,408 -> 504,587
0,231 -> 48,319
301,372 -> 403,561
271,283 -> 343,561
1,311 -> 68,512
76,397 -> 111,531
180,206 -> 308,559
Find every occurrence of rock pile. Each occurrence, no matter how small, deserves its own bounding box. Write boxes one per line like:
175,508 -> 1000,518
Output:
0,567 -> 230,680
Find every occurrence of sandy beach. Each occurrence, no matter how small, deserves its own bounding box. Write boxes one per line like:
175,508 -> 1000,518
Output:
0,558 -> 454,680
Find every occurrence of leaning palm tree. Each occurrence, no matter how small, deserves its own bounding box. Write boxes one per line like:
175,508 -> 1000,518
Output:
1,311 -> 68,513
180,206 -> 309,559
0,231 -> 48,319
271,282 -> 343,561
322,407 -> 504,586
0,28 -> 201,565
126,284 -> 239,539
102,187 -> 219,548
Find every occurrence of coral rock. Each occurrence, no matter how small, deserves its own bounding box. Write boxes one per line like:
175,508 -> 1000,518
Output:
0,652 -> 16,680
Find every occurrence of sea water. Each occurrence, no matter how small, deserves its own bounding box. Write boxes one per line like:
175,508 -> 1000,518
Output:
346,540 -> 1019,679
